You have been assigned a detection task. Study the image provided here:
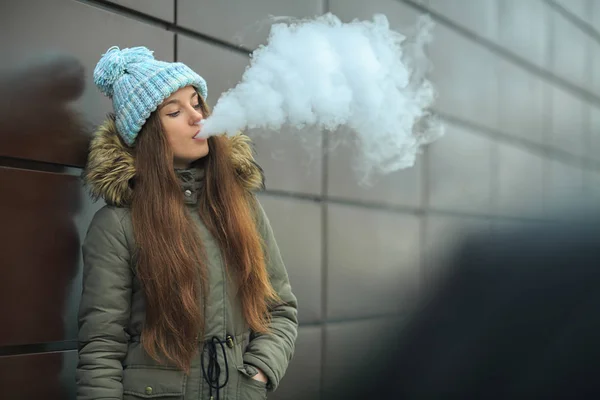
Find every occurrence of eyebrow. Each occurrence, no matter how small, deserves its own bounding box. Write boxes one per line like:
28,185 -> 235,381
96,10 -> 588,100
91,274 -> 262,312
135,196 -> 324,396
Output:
159,92 -> 199,111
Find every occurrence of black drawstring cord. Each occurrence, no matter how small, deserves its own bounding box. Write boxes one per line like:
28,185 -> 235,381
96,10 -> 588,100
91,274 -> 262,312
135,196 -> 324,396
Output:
201,336 -> 230,400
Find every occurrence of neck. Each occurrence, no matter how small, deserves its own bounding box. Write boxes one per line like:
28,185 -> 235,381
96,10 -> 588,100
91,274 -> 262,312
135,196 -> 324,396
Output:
174,160 -> 192,170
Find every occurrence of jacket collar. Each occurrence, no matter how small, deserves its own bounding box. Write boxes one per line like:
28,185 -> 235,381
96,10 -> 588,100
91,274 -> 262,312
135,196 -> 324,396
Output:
82,115 -> 265,207
176,167 -> 204,206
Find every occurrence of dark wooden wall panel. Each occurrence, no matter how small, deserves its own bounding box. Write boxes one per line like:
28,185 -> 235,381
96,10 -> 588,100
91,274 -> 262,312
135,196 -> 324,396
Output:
0,167 -> 81,346
0,128 -> 90,168
0,350 -> 77,400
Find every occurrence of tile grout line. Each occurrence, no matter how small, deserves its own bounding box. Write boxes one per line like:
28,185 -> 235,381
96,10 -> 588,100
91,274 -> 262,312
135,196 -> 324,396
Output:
173,0 -> 178,61
319,1 -> 330,396
0,340 -> 79,357
419,0 -> 433,288
0,157 -> 80,175
544,0 -> 600,46
489,0 -> 502,226
581,0 -> 594,192
418,150 -> 429,286
542,0 -> 555,217
259,188 -> 567,225
319,138 -> 329,395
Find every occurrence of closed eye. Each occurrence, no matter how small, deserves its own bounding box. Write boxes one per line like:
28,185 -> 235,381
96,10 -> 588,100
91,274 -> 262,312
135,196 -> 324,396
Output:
167,111 -> 180,117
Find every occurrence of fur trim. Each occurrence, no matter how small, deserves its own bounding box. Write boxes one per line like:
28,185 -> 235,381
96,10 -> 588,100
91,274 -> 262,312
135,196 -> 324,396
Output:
229,134 -> 267,193
82,117 -> 265,207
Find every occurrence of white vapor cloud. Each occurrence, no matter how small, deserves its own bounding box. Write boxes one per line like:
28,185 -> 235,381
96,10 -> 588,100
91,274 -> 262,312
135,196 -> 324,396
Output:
197,12 -> 444,183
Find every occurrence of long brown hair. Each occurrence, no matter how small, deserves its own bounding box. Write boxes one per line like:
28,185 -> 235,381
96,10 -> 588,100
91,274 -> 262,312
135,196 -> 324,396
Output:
131,92 -> 278,372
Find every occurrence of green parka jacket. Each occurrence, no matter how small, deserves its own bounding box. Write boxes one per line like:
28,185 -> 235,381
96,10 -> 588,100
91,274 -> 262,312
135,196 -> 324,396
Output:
76,119 -> 298,400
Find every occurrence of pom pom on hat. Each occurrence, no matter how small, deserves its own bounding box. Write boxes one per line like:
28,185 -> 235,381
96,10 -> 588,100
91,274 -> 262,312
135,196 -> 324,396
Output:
93,46 -> 155,97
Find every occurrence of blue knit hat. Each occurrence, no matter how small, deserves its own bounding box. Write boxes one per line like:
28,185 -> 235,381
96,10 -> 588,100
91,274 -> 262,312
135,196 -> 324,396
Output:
93,46 -> 208,146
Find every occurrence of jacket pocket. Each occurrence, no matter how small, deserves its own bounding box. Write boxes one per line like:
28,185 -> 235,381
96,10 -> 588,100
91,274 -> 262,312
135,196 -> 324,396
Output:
123,366 -> 186,399
237,365 -> 267,400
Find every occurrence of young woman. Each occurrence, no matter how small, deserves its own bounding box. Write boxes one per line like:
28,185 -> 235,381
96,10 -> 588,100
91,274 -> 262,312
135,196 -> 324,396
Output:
76,46 -> 298,400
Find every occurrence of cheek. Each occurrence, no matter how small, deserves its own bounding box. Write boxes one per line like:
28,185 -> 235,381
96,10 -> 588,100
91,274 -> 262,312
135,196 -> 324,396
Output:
161,119 -> 185,146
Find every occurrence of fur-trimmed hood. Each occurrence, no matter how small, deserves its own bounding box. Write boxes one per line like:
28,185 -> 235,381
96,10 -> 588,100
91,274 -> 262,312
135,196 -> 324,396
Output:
82,117 -> 265,207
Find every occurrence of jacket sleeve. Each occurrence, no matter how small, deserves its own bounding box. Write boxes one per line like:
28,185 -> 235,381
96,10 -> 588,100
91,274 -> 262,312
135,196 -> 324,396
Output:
76,206 -> 132,400
243,200 -> 299,391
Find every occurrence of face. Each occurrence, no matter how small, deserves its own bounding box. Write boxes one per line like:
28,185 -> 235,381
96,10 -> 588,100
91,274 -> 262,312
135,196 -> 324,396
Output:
158,85 -> 209,169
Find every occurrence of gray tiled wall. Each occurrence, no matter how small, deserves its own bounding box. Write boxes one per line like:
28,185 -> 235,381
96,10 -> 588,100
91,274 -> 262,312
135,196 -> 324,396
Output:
2,0 -> 600,399
105,0 -> 174,21
495,143 -> 545,218
327,131 -> 424,207
498,57 -> 548,143
326,204 -> 421,320
322,317 -> 403,398
177,0 -> 324,50
257,194 -> 323,325
498,0 -> 549,68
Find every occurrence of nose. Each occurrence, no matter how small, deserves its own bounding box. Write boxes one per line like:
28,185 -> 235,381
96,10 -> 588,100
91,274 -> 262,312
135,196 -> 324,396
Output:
190,108 -> 203,125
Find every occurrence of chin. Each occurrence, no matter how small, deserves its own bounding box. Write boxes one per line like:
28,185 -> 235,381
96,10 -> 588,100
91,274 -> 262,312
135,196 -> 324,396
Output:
175,142 -> 209,166
191,142 -> 210,158
191,148 -> 210,161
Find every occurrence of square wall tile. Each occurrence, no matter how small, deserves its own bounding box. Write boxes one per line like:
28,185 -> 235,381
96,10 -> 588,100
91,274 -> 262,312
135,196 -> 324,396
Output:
498,59 -> 547,144
105,0 -> 174,21
429,24 -> 499,131
496,143 -> 544,218
578,169 -> 600,214
589,105 -> 600,162
270,326 -> 322,400
499,0 -> 548,68
592,5 -> 600,95
427,123 -> 495,215
551,9 -> 590,89
327,205 -> 421,320
550,87 -> 586,158
428,0 -> 499,41
585,169 -> 600,199
178,0 -> 323,49
257,194 -> 322,324
544,160 -> 585,217
327,129 -> 423,207
593,43 -> 600,100
252,127 -> 323,196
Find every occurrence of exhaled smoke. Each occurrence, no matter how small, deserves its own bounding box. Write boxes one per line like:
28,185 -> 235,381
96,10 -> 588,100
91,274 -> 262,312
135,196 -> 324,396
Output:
197,13 -> 444,183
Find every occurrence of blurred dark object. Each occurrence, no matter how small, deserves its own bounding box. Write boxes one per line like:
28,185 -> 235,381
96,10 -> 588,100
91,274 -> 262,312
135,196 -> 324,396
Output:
0,52 -> 89,166
335,212 -> 600,399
